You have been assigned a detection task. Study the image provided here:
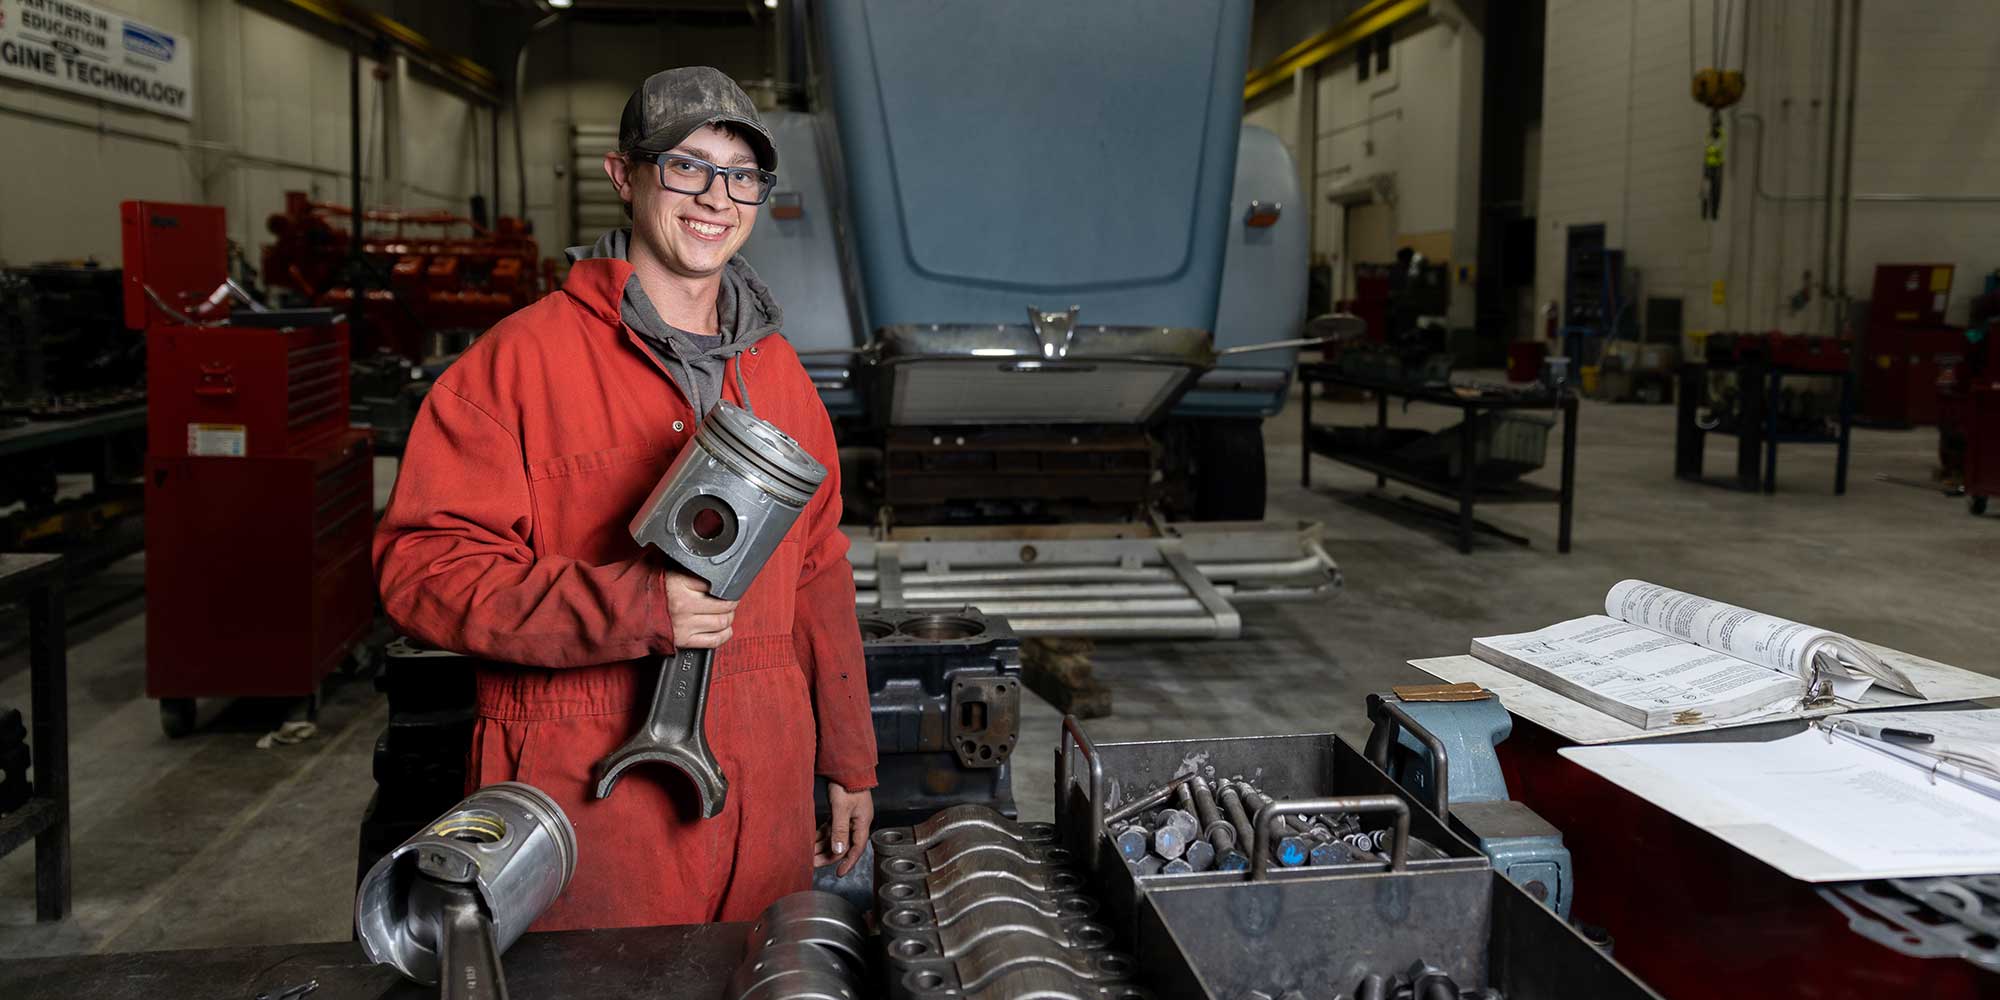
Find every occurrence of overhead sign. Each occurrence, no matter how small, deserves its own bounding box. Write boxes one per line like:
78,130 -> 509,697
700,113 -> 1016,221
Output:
0,0 -> 192,121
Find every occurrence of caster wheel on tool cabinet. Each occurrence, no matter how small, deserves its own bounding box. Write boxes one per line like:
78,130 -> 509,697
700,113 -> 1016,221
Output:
159,698 -> 196,738
1973,496 -> 1989,516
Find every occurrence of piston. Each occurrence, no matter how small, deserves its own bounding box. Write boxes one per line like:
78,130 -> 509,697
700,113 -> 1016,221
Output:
627,400 -> 826,602
597,401 -> 828,813
354,782 -> 578,995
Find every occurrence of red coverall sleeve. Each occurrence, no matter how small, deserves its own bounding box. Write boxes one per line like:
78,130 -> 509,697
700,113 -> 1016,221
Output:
790,442 -> 878,792
373,382 -> 671,667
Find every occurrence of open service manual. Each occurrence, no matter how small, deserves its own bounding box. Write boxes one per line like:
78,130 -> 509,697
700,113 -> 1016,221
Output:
1470,580 -> 1924,730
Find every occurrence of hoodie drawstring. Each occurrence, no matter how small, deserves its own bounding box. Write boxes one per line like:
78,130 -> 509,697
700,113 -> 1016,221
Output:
674,349 -> 755,421
684,355 -> 701,419
732,353 -> 754,416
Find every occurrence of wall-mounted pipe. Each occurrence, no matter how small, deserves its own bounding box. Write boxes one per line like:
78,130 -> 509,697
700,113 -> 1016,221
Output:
1818,0 -> 1843,336
0,100 -> 378,188
1833,0 -> 1861,331
350,40 -> 366,345
1740,113 -> 2000,206
513,13 -> 561,223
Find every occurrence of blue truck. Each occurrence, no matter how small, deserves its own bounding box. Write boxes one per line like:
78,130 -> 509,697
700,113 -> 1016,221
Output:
743,0 -> 1307,525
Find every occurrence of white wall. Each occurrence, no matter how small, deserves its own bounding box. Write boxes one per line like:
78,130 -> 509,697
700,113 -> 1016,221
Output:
1537,0 -> 2000,345
0,0 -> 197,265
1248,14 -> 1484,326
1813,0 -> 2000,326
0,1 -> 491,269
1320,15 -> 1482,325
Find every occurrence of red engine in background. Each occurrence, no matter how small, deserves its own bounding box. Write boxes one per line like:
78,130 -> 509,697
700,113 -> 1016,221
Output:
260,190 -> 546,361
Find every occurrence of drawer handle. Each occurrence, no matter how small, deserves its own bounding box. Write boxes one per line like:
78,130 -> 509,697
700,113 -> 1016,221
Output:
196,362 -> 237,397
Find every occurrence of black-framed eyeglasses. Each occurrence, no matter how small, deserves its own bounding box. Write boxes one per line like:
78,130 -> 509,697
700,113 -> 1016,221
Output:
631,152 -> 777,205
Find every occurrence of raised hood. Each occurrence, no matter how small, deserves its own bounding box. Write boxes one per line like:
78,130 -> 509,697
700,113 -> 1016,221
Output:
819,0 -> 1253,332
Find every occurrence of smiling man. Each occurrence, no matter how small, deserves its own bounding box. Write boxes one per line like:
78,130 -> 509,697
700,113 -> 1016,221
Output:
373,67 -> 876,929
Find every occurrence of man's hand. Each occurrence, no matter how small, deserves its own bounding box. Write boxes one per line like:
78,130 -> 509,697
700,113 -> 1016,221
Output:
665,571 -> 738,649
813,782 -> 874,877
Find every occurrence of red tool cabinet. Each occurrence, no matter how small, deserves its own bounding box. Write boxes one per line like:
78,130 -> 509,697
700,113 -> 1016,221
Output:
145,430 -> 373,703
130,200 -> 374,736
1862,325 -> 1962,427
1862,264 -> 1959,426
1964,385 -> 2000,515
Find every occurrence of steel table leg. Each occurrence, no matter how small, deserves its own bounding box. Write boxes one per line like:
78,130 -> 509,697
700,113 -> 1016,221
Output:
1737,364 -> 1763,490
1675,364 -> 1704,480
1376,392 -> 1389,489
29,580 -> 69,921
1300,369 -> 1313,489
1560,394 -> 1578,554
1764,373 -> 1781,495
1836,371 -> 1853,495
1458,405 -> 1477,554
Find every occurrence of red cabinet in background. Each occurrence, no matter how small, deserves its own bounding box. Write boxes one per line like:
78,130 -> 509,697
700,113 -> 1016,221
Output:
128,200 -> 374,737
1862,326 -> 1962,427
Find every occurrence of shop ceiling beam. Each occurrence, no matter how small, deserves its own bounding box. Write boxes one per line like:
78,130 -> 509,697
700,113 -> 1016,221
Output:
1244,0 -> 1427,102
278,0 -> 500,102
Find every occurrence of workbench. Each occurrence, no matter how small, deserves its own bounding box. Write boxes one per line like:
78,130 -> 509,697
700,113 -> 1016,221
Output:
1674,361 -> 1854,494
1297,365 -> 1578,553
0,921 -> 749,999
1400,643 -> 2000,999
0,405 -> 148,576
1491,712 -> 1996,1000
0,405 -> 146,459
0,552 -> 70,921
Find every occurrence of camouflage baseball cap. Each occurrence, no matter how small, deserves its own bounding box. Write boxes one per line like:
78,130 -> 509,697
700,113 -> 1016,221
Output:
618,66 -> 776,171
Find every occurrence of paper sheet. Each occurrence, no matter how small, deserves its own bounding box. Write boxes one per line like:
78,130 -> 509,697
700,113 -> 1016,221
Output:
1843,707 -> 2000,744
1836,707 -> 2000,789
1561,731 -> 2000,881
1409,643 -> 2000,745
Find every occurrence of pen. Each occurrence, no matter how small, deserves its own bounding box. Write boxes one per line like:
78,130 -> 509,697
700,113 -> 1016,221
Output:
1876,727 -> 1935,745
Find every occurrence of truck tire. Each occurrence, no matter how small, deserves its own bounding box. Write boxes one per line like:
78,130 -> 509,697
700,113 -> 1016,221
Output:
1192,419 -> 1267,521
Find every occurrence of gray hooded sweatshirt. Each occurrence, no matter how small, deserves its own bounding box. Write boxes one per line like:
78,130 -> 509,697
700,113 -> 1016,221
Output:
566,227 -> 784,416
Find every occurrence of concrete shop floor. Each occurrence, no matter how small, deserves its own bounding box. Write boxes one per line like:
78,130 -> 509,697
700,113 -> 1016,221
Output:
3,384 -> 1997,957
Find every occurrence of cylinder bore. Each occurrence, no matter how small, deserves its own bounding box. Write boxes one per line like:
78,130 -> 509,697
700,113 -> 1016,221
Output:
857,618 -> 895,641
894,614 -> 984,640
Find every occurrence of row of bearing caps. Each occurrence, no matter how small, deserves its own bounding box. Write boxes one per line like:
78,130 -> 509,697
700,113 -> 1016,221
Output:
731,891 -> 872,1000
872,805 -> 1153,1000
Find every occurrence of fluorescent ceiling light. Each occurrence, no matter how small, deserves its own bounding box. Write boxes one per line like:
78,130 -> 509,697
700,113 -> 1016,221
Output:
548,0 -> 573,8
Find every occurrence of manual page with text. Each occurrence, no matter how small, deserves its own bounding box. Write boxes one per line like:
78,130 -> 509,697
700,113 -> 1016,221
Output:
1470,580 -> 1924,729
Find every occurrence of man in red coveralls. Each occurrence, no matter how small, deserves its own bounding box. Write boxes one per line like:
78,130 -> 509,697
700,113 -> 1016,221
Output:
373,67 -> 876,929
